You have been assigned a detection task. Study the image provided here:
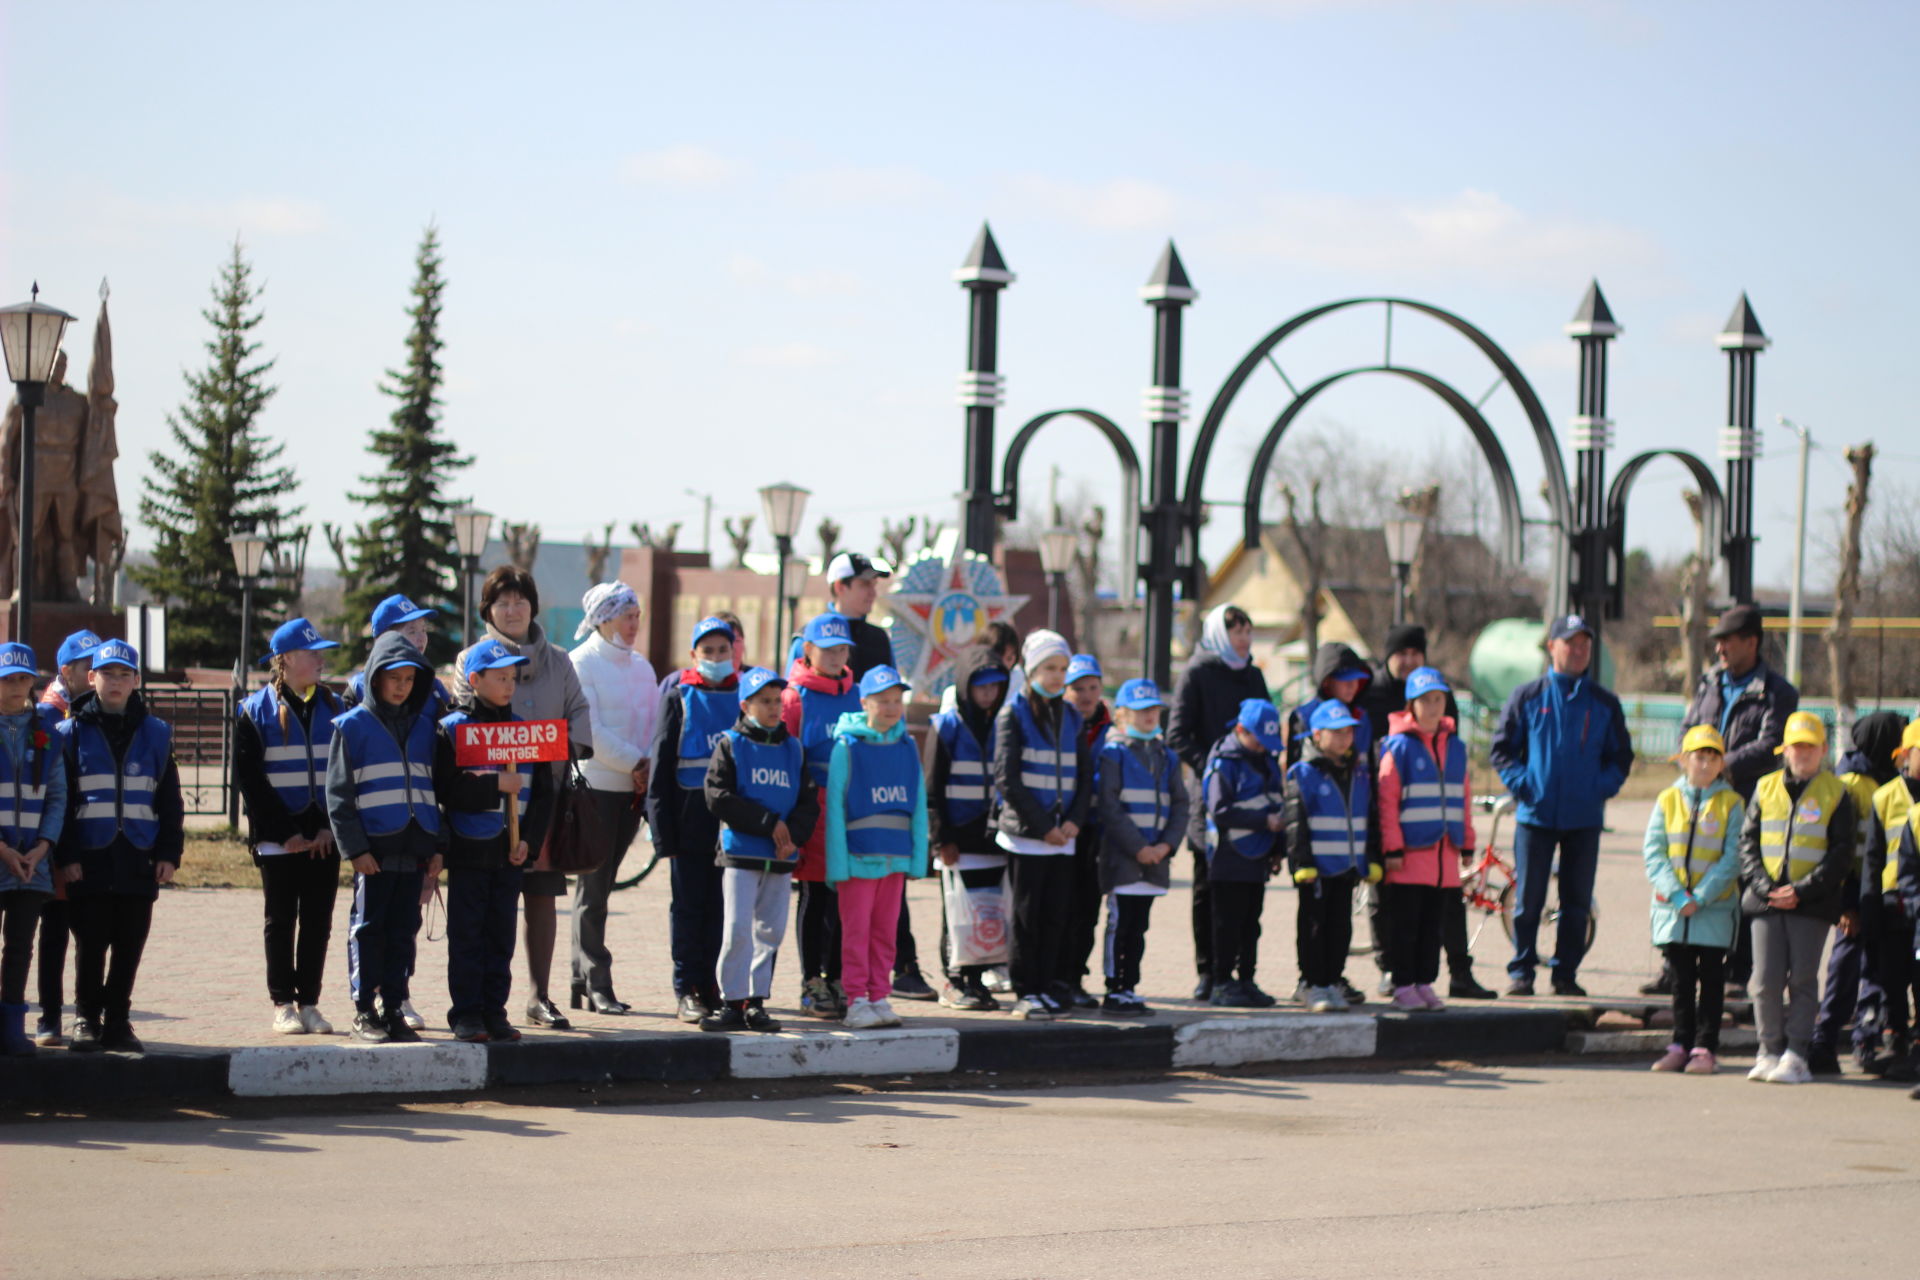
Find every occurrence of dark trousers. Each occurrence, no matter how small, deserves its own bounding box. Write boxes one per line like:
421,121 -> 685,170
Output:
796,879 -> 841,985
1,890 -> 49,1004
347,869 -> 424,1013
1726,914 -> 1755,987
1190,847 -> 1213,978
1813,924 -> 1866,1050
447,864 -> 523,1023
669,855 -> 725,998
1209,879 -> 1266,984
895,879 -> 921,976
1056,837 -> 1103,990
1102,893 -> 1155,992
37,896 -> 69,1016
259,853 -> 340,1007
69,894 -> 154,1024
1370,886 -> 1476,978
1865,908 -> 1917,1045
1297,873 -> 1356,988
1664,942 -> 1726,1051
1383,882 -> 1445,987
1507,823 -> 1601,982
940,865 -> 1004,981
1008,852 -> 1076,999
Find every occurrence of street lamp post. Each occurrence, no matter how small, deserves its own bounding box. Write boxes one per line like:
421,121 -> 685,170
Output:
1140,242 -> 1197,690
452,506 -> 494,646
955,225 -> 1014,558
1717,294 -> 1770,605
0,285 -> 76,655
228,527 -> 270,827
1381,515 -> 1423,627
759,481 -> 811,656
1038,527 -> 1078,635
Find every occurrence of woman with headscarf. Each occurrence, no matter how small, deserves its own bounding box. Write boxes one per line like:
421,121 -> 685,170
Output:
566,582 -> 659,1014
1166,604 -> 1270,1000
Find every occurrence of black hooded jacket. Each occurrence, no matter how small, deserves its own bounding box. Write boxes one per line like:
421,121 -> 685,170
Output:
1168,649 -> 1271,854
326,631 -> 442,868
1842,710 -> 1906,914
1285,642 -> 1373,768
928,645 -> 1009,853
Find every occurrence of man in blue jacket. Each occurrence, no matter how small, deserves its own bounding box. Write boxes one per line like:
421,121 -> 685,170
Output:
1490,614 -> 1635,996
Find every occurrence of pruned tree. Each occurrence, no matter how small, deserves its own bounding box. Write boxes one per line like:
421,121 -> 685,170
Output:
920,516 -> 947,551
1074,504 -> 1105,656
1397,483 -> 1440,624
1279,479 -> 1326,656
722,514 -> 754,568
1829,443 -> 1875,734
816,516 -> 842,565
583,521 -> 616,584
501,522 -> 541,571
630,520 -> 681,552
879,516 -> 916,570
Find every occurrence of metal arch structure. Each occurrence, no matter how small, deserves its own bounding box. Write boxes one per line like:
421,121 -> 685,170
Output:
1604,449 -> 1726,617
996,407 -> 1143,592
1182,297 -> 1576,619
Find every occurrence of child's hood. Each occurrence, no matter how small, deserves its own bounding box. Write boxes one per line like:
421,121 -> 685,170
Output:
950,644 -> 1009,734
786,655 -> 854,697
1677,774 -> 1734,804
1311,641 -> 1372,699
1386,707 -> 1456,743
835,709 -> 906,744
363,631 -> 435,717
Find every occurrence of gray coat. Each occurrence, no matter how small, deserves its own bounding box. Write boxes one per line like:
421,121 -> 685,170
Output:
456,620 -> 593,779
1094,730 -> 1188,893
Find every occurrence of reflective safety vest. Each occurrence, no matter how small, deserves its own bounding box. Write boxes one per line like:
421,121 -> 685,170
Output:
841,735 -> 921,859
1755,769 -> 1844,884
795,681 -> 862,786
932,709 -> 994,826
0,720 -> 52,849
1838,772 -> 1879,871
1289,758 -> 1370,876
333,704 -> 441,839
61,715 -> 174,851
1203,748 -> 1284,861
439,709 -> 530,842
1873,778 -> 1913,894
1098,740 -> 1175,844
1656,784 -> 1742,900
1381,731 -> 1466,851
720,729 -> 803,860
675,683 -> 738,789
241,683 -> 338,815
1005,693 -> 1082,819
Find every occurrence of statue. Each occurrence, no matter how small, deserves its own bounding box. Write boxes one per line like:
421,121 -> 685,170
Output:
0,288 -> 123,606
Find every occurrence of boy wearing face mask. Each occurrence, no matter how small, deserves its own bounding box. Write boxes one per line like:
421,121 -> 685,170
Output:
1093,679 -> 1186,1015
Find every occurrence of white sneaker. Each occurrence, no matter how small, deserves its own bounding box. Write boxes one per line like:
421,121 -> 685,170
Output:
1767,1049 -> 1813,1084
1324,986 -> 1350,1013
983,966 -> 1013,993
1376,975 -> 1396,999
271,1003 -> 306,1035
1748,1052 -> 1781,1081
1292,979 -> 1313,1005
843,998 -> 885,1030
300,1006 -> 334,1035
1306,987 -> 1334,1013
399,999 -> 426,1031
870,998 -> 902,1027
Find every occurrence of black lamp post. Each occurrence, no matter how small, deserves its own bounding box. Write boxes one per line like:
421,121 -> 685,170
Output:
1038,526 -> 1077,634
759,481 -> 811,654
1140,242 -> 1196,689
0,284 -> 76,655
452,505 -> 494,646
1717,294 -> 1769,605
955,225 -> 1013,558
1566,281 -> 1619,644
1381,515 -> 1422,626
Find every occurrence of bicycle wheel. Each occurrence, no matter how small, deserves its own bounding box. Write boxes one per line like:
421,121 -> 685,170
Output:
1497,881 -> 1517,943
612,842 -> 662,891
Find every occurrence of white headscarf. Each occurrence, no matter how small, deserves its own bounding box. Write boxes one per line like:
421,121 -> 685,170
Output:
1199,603 -> 1250,670
576,581 -> 640,641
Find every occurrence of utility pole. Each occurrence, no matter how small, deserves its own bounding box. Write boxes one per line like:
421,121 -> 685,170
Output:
1779,416 -> 1812,688
684,488 -> 714,556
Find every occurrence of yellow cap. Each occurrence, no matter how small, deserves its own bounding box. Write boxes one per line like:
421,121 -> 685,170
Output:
1775,710 -> 1827,752
1894,720 -> 1920,761
1672,724 -> 1726,759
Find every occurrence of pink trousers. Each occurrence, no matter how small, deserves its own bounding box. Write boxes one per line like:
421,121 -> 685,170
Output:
836,873 -> 904,1002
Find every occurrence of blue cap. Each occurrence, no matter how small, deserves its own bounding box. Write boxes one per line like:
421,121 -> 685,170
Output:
691,615 -> 734,649
459,638 -> 528,681
1065,653 -> 1103,686
1308,700 -> 1362,733
1116,678 -> 1164,710
370,594 -> 437,637
91,639 -> 138,671
970,665 -> 1010,686
1331,667 -> 1371,684
1236,698 -> 1285,751
858,665 -> 910,699
738,666 -> 787,703
264,617 -> 340,664
57,630 -> 102,666
802,613 -> 853,648
1404,666 -> 1451,702
0,643 -> 36,678
1547,613 -> 1594,643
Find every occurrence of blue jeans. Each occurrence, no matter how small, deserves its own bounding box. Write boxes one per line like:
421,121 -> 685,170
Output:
1507,823 -> 1600,983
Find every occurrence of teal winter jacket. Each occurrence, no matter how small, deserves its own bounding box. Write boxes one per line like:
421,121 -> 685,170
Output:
1641,777 -> 1744,950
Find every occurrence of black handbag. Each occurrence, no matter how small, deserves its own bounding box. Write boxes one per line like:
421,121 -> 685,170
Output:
540,761 -> 609,875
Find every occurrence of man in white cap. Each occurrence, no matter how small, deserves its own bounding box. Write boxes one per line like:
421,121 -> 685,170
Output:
821,552 -> 896,680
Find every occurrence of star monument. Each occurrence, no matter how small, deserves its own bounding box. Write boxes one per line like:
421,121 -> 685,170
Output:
886,540 -> 1028,699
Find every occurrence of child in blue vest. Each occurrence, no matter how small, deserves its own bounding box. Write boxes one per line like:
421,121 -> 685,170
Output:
825,665 -> 929,1030
435,640 -> 555,1043
236,618 -> 346,1037
327,631 -> 444,1044
31,629 -> 96,1047
342,594 -> 454,716
1202,698 -> 1287,1008
648,615 -> 741,1024
702,666 -> 819,1032
1285,700 -> 1383,1013
53,639 -> 183,1055
1377,667 -> 1477,1013
930,645 -> 1011,1010
1285,642 -> 1374,769
1060,653 -> 1111,1008
1093,677 -> 1187,1015
992,630 -> 1092,1021
780,612 -> 862,1020
0,644 -> 67,1056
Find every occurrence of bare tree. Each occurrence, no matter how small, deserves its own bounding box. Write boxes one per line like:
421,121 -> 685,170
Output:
1279,479 -> 1326,656
721,514 -> 754,568
501,522 -> 541,571
816,516 -> 842,565
1829,443 -> 1875,735
920,516 -> 948,551
630,520 -> 681,552
878,516 -> 916,570
322,521 -> 365,595
583,521 -> 616,584
1397,483 -> 1440,621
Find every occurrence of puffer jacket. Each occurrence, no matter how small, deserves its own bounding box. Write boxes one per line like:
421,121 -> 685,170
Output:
569,629 -> 659,793
1641,776 -> 1744,949
1375,709 -> 1474,888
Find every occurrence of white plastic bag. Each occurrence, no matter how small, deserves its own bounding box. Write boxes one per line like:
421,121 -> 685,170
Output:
942,867 -> 1010,968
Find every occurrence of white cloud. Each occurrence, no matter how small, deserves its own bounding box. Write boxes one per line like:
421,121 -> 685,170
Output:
725,253 -> 862,297
782,165 -> 944,208
733,341 -> 841,369
1003,175 -> 1184,231
622,145 -> 742,189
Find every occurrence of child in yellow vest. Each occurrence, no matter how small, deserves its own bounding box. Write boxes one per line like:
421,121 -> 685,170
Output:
1643,726 -> 1744,1074
1862,721 -> 1920,1081
1737,711 -> 1857,1084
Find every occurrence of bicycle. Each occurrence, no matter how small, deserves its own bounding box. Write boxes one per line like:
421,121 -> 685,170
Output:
1462,794 -> 1598,952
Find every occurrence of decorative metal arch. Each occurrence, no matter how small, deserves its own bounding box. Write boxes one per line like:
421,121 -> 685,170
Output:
1604,449 -> 1726,616
1185,298 -> 1574,615
997,408 -> 1142,576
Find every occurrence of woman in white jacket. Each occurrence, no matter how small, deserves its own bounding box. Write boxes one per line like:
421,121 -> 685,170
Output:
567,582 -> 659,1014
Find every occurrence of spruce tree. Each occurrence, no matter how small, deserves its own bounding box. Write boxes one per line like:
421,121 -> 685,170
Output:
341,225 -> 470,663
131,241 -> 300,668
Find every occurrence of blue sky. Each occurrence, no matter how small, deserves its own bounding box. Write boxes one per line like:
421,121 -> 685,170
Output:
3,0 -> 1913,598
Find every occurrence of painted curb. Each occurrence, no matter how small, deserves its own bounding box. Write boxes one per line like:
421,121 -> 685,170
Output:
484,1033 -> 730,1087
1172,1014 -> 1376,1068
228,1043 -> 490,1097
1374,1008 -> 1569,1059
0,1049 -> 229,1106
955,1021 -> 1174,1073
729,1027 -> 960,1079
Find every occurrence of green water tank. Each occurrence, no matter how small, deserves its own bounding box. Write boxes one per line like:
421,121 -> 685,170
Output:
1467,617 -> 1616,713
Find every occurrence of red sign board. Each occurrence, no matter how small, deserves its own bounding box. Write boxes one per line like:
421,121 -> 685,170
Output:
453,719 -> 570,767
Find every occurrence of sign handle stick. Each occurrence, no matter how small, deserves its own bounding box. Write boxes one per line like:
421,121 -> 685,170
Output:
505,765 -> 521,855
